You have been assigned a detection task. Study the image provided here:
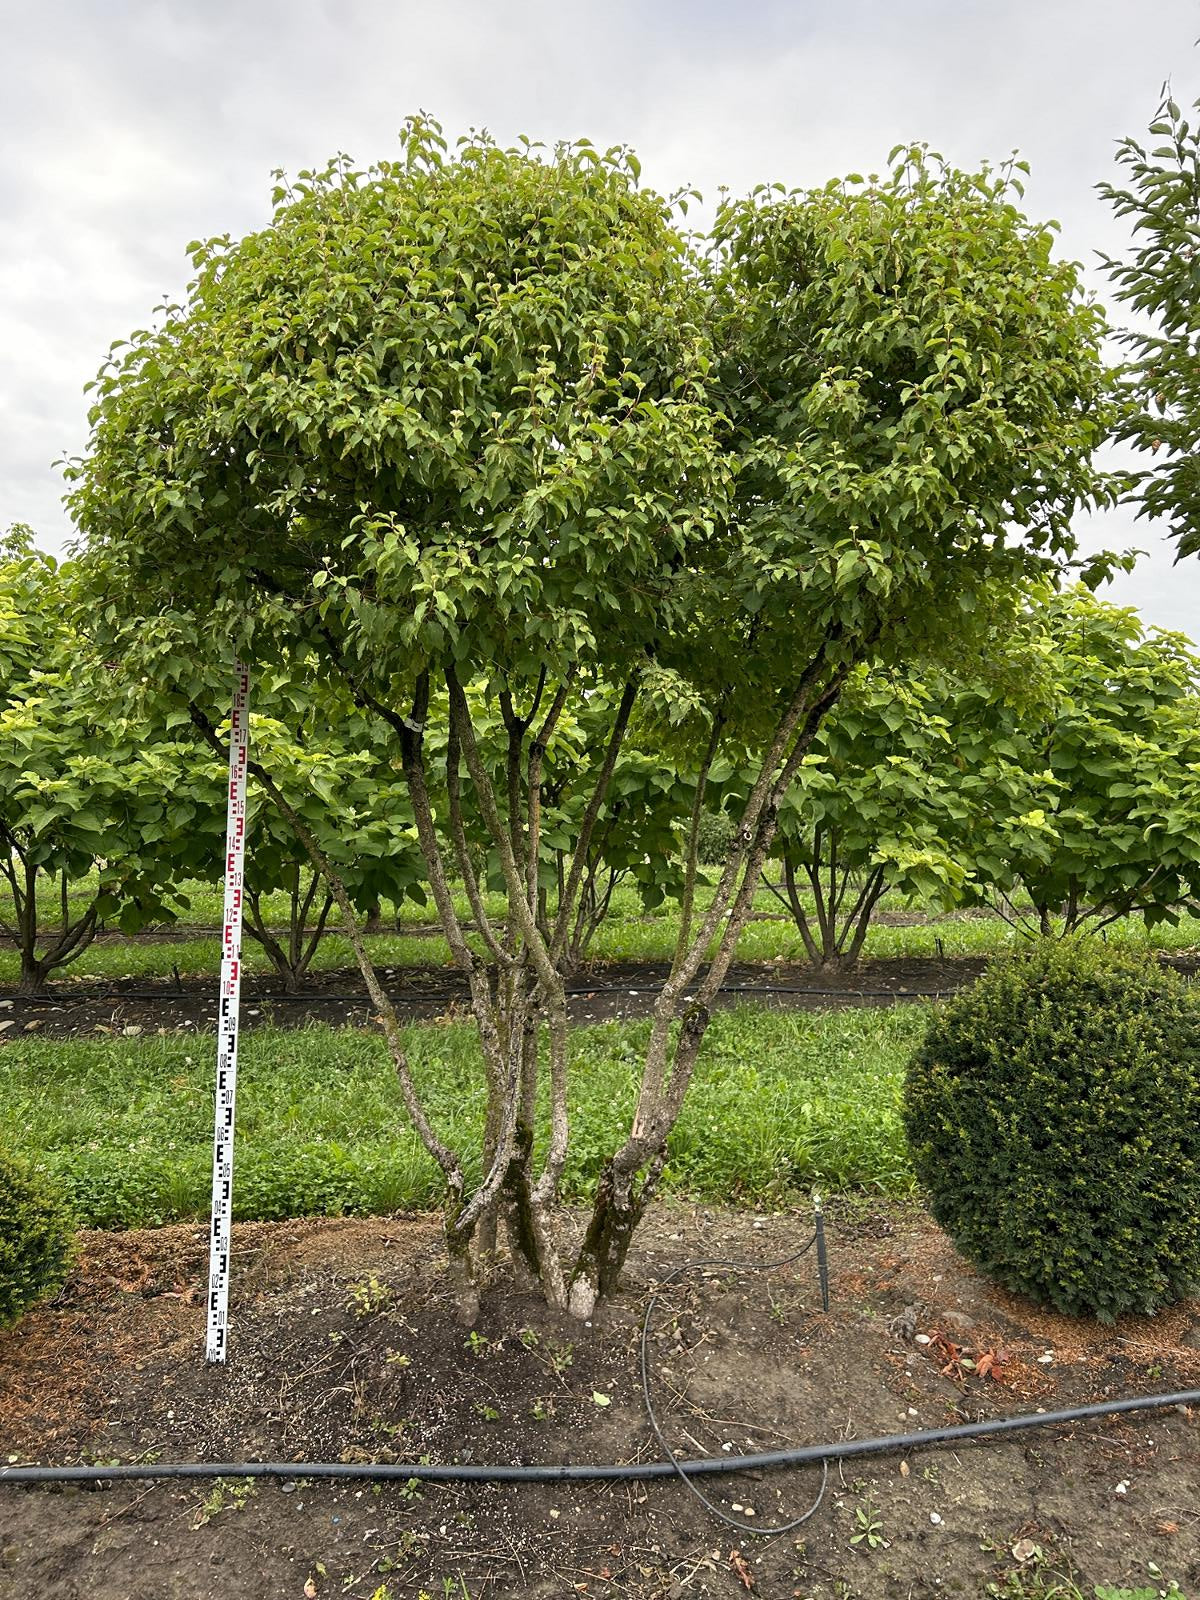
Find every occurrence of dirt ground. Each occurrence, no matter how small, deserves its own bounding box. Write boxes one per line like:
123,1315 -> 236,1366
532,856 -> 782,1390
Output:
1,1201 -> 1197,1600
6,950 -> 1198,1042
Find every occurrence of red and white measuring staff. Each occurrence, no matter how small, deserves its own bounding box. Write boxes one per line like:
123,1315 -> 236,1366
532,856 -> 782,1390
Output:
206,662 -> 251,1364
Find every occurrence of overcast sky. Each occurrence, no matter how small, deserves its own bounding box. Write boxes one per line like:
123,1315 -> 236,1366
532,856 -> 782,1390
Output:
5,0 -> 1199,638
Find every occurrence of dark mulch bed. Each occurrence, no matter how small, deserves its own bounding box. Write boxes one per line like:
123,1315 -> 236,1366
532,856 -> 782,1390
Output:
4,951 -> 1199,1041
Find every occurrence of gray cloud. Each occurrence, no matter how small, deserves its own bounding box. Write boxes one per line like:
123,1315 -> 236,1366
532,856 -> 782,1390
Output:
4,0 -> 1198,635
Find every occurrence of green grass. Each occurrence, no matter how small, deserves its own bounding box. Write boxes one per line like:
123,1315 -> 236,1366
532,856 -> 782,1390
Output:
0,1006 -> 926,1228
0,933 -> 457,986
8,902 -> 1197,986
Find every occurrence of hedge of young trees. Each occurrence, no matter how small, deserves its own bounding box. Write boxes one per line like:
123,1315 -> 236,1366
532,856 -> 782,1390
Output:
748,587 -> 1200,963
0,534 -> 429,993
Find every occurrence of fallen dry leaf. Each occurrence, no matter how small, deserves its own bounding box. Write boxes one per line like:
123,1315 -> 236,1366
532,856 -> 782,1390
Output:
729,1547 -> 754,1591
975,1348 -> 1009,1381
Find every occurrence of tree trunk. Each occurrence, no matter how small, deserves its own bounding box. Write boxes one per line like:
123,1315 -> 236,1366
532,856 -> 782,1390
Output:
568,1158 -> 644,1316
16,955 -> 49,997
498,1123 -> 543,1287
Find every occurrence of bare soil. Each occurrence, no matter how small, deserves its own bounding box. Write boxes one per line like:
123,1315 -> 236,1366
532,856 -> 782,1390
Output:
6,933 -> 1199,1043
2,1202 -> 1198,1599
8,952 -> 1200,1040
0,956 -> 985,1040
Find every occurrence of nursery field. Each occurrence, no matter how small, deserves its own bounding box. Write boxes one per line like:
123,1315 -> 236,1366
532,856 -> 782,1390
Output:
4,884 -> 1200,1049
6,878 -> 1200,990
3,959 -> 1200,1599
10,62 -> 1200,1600
5,874 -> 1200,1600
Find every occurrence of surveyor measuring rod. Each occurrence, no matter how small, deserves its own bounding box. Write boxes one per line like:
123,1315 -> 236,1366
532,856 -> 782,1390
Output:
206,662 -> 250,1363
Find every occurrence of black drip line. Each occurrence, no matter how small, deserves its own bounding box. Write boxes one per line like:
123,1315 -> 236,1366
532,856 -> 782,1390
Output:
4,1205 -> 1199,1541
1,981 -> 956,1008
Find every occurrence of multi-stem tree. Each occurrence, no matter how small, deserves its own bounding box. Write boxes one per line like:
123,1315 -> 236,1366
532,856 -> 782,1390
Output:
70,126 -> 1114,1315
743,586 -> 1200,964
757,661 -> 1055,970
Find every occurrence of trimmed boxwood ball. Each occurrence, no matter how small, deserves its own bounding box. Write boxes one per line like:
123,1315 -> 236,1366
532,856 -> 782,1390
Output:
0,1150 -> 76,1329
903,943 -> 1200,1321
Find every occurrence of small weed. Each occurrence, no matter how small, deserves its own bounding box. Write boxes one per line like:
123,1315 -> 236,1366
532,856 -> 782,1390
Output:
464,1330 -> 491,1359
348,1274 -> 393,1317
394,1457 -> 434,1503
849,1498 -> 886,1550
547,1338 -> 574,1376
988,1548 -> 1190,1600
378,1532 -> 421,1569
192,1476 -> 255,1528
1096,1585 -> 1188,1600
474,1402 -> 501,1422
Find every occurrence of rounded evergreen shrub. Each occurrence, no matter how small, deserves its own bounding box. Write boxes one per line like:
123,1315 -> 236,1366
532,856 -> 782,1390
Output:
695,810 -> 736,867
0,1150 -> 77,1328
903,943 -> 1200,1320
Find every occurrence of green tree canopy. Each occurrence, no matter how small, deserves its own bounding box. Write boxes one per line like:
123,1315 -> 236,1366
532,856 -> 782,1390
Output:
69,120 -> 725,695
759,653 -> 1055,968
0,542 -> 208,992
70,125 -> 1116,1315
968,587 -> 1200,933
1101,90 -> 1200,557
749,585 -> 1200,965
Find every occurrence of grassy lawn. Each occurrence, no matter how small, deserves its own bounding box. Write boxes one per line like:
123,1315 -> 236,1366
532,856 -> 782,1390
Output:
6,899 -> 1198,986
0,933 -> 457,986
0,1006 -> 927,1228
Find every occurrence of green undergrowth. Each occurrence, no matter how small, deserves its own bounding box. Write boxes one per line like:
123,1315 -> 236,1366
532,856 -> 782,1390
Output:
6,906 -> 1198,987
0,1007 -> 925,1229
0,933 -> 456,986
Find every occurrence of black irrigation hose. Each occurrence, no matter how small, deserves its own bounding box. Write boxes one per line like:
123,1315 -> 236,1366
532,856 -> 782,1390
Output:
4,1212 -> 1199,1520
1,982 -> 957,1008
4,1390 -> 1199,1490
